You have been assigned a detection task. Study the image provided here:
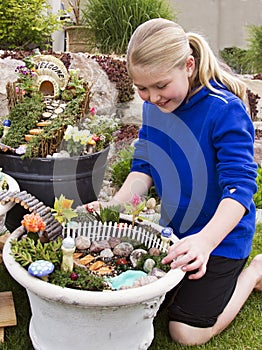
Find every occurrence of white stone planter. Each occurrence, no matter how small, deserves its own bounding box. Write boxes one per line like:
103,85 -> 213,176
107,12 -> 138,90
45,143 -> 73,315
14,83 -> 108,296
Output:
0,173 -> 20,231
3,222 -> 185,350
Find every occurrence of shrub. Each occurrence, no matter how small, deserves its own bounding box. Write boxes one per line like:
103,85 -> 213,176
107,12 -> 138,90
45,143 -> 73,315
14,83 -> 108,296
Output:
82,0 -> 176,54
220,25 -> 262,74
245,25 -> 262,73
219,47 -> 248,74
111,145 -> 135,190
0,0 -> 63,50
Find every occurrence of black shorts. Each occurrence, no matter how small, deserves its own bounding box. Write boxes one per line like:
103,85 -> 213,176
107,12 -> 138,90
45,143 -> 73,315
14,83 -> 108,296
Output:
166,255 -> 247,328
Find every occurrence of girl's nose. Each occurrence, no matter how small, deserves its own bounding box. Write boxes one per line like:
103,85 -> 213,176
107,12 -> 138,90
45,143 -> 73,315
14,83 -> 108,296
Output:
149,91 -> 161,104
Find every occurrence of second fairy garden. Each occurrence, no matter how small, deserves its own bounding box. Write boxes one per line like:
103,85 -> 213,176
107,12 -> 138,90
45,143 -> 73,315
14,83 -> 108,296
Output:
0,53 -> 122,159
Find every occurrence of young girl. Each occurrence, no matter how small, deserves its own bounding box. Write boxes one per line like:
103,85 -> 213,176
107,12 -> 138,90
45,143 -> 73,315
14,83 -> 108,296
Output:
86,18 -> 262,345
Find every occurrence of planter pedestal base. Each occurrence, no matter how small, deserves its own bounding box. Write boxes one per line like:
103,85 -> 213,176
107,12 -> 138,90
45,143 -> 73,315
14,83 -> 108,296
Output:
28,291 -> 163,350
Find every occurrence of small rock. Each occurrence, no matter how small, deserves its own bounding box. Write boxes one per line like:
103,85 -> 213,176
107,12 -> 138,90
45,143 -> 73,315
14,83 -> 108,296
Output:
90,240 -> 111,253
108,236 -> 121,248
149,267 -> 167,279
54,107 -> 64,114
75,236 -> 91,250
146,198 -> 156,209
100,248 -> 114,258
132,275 -> 158,288
129,248 -> 147,267
42,111 -> 52,118
148,247 -> 161,256
155,204 -> 161,213
113,242 -> 134,257
143,258 -> 156,272
52,150 -> 70,158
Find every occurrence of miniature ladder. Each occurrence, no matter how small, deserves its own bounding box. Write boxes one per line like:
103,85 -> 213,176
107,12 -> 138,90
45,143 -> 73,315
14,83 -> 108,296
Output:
0,190 -> 63,240
0,292 -> 17,342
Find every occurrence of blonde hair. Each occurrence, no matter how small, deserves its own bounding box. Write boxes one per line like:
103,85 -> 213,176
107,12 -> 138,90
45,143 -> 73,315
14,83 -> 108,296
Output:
127,18 -> 246,101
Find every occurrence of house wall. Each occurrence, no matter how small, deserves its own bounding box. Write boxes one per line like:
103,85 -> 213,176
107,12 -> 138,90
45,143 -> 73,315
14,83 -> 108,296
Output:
170,0 -> 262,54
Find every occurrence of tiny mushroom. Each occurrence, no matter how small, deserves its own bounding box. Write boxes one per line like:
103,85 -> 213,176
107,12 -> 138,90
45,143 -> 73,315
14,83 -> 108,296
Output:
92,135 -> 100,142
87,138 -> 96,153
28,260 -> 54,281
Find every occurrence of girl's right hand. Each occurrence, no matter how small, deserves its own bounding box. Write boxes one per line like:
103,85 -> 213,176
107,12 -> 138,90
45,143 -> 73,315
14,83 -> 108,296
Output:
84,200 -> 116,212
84,201 -> 102,212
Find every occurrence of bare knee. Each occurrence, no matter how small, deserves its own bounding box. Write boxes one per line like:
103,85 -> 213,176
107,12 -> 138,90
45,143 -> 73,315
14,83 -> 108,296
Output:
169,321 -> 214,346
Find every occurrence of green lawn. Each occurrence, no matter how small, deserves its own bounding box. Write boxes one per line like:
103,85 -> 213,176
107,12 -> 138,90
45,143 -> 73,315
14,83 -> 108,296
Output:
0,226 -> 261,350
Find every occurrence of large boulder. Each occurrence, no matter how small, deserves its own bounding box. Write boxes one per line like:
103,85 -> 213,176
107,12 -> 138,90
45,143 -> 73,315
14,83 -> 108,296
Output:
69,53 -> 118,115
0,56 -> 23,116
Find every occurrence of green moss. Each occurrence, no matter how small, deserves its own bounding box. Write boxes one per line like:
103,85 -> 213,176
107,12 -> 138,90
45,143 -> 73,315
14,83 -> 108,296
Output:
49,266 -> 111,291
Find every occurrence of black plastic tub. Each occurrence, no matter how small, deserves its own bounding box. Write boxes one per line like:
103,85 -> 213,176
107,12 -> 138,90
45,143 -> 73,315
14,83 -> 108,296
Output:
0,147 -> 109,231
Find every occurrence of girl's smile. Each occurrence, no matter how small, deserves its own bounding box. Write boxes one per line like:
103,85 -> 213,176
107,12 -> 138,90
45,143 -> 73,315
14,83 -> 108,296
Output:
132,56 -> 195,113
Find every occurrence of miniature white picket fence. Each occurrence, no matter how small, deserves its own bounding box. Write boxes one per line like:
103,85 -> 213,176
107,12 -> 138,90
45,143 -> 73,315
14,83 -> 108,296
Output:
64,220 -> 178,253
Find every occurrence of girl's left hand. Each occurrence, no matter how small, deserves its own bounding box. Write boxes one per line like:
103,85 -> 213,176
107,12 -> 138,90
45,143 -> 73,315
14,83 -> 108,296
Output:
161,233 -> 212,280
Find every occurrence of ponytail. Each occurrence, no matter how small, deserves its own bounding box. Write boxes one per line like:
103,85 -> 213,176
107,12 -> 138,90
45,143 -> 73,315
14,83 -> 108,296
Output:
187,32 -> 246,101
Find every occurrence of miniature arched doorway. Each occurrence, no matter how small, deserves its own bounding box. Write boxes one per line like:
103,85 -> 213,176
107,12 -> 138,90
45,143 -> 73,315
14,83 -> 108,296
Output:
39,80 -> 55,96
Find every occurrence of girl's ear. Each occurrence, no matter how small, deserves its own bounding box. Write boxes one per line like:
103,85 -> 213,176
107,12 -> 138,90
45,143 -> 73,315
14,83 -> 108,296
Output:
186,55 -> 195,77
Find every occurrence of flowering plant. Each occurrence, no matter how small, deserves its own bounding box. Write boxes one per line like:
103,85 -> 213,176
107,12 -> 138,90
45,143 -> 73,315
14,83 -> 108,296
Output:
63,125 -> 93,156
21,212 -> 46,233
124,194 -> 146,227
21,212 -> 47,242
62,110 -> 119,156
14,65 -> 37,97
85,203 -> 121,223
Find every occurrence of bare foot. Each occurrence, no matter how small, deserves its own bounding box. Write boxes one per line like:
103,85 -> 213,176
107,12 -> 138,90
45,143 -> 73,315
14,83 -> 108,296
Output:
249,254 -> 262,291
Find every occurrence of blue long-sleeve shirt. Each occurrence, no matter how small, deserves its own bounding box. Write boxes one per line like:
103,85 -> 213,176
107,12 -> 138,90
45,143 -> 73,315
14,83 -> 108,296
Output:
131,81 -> 258,259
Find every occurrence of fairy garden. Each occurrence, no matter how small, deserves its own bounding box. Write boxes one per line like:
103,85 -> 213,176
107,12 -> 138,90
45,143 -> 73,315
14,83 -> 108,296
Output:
8,193 -> 171,292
